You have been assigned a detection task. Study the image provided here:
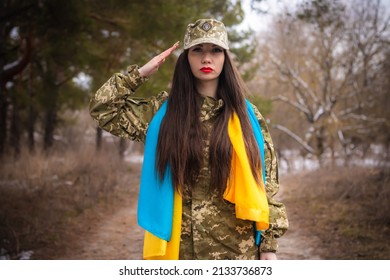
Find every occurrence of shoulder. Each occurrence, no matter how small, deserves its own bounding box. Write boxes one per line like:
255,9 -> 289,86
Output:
245,99 -> 265,122
155,91 -> 169,104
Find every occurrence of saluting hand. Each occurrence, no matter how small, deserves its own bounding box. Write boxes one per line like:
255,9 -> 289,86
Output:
139,41 -> 180,78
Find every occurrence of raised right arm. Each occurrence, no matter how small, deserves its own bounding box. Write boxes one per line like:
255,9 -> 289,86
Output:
89,65 -> 168,143
89,42 -> 179,143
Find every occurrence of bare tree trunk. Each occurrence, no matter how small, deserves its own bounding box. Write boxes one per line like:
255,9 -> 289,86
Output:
119,138 -> 126,159
43,107 -> 57,150
9,100 -> 20,157
27,65 -> 35,153
96,127 -> 102,150
43,82 -> 58,151
1,3 -> 34,156
0,2 -> 6,157
316,127 -> 326,167
27,105 -> 36,153
0,92 -> 6,156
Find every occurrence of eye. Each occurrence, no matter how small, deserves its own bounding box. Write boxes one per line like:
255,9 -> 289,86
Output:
191,46 -> 202,52
212,47 -> 223,53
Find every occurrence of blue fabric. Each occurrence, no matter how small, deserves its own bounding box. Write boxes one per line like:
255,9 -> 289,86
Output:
137,101 -> 173,241
245,99 -> 267,246
137,100 -> 266,242
245,99 -> 266,183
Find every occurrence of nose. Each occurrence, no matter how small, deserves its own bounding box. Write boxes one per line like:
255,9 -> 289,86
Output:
201,52 -> 212,64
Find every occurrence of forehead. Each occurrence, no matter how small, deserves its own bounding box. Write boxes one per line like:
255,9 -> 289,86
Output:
190,43 -> 222,49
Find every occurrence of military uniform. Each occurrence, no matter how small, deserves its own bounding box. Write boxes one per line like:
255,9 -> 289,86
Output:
90,65 -> 289,260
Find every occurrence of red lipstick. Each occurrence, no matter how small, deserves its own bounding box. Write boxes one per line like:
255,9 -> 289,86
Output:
200,67 -> 213,73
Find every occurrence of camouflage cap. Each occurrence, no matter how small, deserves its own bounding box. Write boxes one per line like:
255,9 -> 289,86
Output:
183,19 -> 229,50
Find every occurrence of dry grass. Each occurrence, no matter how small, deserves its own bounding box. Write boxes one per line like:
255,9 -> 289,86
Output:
0,144 -> 139,259
2,138 -> 389,260
282,166 -> 390,259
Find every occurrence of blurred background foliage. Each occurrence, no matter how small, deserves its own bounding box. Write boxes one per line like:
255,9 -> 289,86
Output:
248,0 -> 389,167
1,0 -> 261,155
0,0 -> 388,165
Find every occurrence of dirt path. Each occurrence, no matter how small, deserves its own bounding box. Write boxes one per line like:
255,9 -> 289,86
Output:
66,172 -> 324,260
277,210 -> 324,259
276,179 -> 324,260
70,206 -> 144,260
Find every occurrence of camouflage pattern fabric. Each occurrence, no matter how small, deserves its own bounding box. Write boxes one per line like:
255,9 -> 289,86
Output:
90,65 -> 168,143
183,19 -> 229,50
89,65 -> 289,259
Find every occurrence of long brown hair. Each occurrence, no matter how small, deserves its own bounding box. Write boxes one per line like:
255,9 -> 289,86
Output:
156,50 -> 262,195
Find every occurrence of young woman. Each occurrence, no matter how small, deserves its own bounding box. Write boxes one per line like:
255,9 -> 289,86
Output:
90,19 -> 288,260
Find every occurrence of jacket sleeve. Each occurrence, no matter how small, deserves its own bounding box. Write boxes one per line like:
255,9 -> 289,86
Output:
89,65 -> 168,143
251,104 -> 289,253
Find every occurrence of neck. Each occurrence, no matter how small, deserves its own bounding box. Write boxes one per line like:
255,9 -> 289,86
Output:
195,79 -> 218,99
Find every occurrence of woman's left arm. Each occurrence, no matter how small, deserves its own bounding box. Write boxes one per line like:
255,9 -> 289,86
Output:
251,104 -> 289,255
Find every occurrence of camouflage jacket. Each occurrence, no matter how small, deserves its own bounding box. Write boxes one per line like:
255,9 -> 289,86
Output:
89,65 -> 288,259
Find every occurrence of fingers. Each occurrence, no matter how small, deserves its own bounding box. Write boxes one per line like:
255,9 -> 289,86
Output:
140,42 -> 180,77
159,41 -> 180,60
171,41 -> 180,50
166,41 -> 180,54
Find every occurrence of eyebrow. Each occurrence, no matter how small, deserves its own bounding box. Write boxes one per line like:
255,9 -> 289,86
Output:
194,44 -> 221,48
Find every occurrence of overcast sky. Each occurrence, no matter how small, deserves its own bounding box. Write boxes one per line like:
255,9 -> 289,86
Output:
240,0 -> 390,32
240,0 -> 302,31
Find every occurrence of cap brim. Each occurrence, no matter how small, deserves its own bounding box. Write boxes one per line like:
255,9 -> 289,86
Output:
184,38 -> 229,50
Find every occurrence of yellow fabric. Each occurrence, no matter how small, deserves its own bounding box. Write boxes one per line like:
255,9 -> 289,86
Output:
142,112 -> 269,259
224,113 -> 269,231
143,191 -> 182,259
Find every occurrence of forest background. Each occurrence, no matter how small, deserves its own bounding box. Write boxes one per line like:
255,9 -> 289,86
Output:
0,0 -> 389,260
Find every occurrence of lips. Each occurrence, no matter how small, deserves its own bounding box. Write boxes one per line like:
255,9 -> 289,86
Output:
200,67 -> 213,73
